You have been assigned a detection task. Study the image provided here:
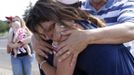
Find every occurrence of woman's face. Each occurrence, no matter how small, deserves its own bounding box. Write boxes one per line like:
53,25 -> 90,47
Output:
36,20 -> 77,43
36,21 -> 55,40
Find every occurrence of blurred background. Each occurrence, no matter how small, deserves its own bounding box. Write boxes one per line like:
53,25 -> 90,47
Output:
0,0 -> 40,75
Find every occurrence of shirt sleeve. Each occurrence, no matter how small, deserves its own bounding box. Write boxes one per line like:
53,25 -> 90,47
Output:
8,28 -> 13,43
117,1 -> 134,23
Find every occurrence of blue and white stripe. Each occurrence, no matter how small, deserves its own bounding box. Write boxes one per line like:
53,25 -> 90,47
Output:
82,0 -> 134,51
82,0 -> 134,25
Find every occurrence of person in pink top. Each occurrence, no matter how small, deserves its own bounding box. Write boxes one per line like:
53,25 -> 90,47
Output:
6,16 -> 33,75
11,17 -> 32,57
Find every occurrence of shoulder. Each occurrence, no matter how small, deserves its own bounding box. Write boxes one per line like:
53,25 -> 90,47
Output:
112,0 -> 134,9
8,28 -> 14,36
9,28 -> 13,33
121,0 -> 134,9
128,0 -> 134,2
117,0 -> 134,2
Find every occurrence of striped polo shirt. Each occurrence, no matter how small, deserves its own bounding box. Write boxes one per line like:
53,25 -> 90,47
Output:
81,0 -> 134,51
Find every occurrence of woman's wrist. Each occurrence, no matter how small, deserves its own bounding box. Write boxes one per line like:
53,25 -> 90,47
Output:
39,60 -> 47,69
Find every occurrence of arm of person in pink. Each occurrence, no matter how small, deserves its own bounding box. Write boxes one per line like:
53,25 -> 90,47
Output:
7,28 -> 13,53
7,28 -> 21,53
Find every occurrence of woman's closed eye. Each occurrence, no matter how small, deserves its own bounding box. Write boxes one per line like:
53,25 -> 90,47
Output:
38,33 -> 50,40
40,22 -> 56,32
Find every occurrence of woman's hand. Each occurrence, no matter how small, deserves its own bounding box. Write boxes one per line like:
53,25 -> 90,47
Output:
32,35 -> 53,58
7,42 -> 22,54
6,44 -> 12,54
55,52 -> 78,75
36,53 -> 45,64
56,30 -> 89,64
36,53 -> 56,75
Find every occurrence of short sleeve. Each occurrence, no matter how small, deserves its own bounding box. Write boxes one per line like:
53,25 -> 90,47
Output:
117,2 -> 134,23
8,28 -> 13,43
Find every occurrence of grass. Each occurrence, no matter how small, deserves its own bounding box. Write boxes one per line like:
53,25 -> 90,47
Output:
0,32 -> 5,36
0,32 -> 8,38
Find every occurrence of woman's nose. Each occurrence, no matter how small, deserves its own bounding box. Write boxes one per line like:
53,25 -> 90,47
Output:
52,24 -> 62,42
52,31 -> 61,42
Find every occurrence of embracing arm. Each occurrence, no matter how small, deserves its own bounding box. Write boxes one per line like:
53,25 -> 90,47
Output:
8,27 -> 33,49
56,22 -> 134,63
86,1 -> 134,44
87,22 -> 134,44
7,28 -> 21,52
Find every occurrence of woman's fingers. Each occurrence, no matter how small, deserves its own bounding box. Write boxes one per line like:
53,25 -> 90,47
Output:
36,54 -> 45,64
36,49 -> 48,58
32,35 -> 53,58
70,53 -> 78,66
56,44 -> 67,56
6,45 -> 12,53
56,49 -> 71,62
39,42 -> 53,54
34,42 -> 53,58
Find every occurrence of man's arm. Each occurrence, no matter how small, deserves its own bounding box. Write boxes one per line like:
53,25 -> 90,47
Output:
56,22 -> 134,62
87,22 -> 134,44
57,0 -> 134,64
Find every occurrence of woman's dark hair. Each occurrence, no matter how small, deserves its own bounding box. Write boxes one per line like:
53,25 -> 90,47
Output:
26,1 -> 105,33
58,1 -> 82,8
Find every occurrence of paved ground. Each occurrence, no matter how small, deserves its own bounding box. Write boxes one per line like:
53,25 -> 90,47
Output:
0,35 -> 40,75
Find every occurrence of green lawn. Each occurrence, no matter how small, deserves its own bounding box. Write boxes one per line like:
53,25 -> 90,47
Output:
0,32 -> 8,37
